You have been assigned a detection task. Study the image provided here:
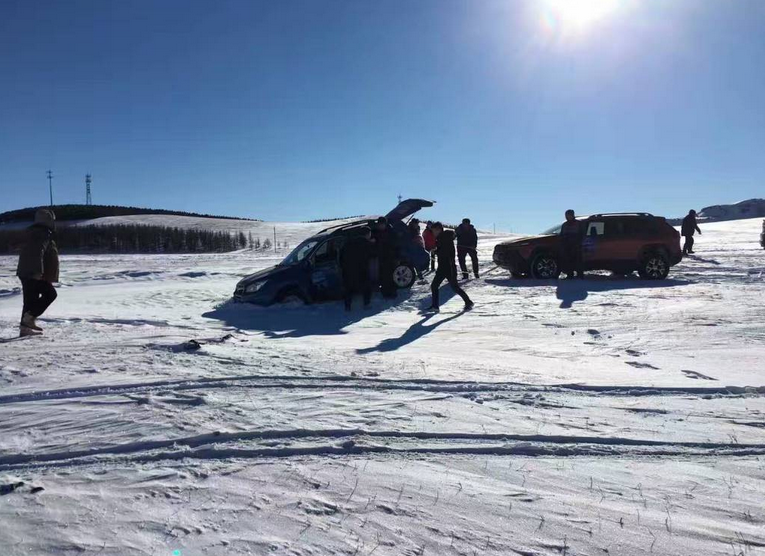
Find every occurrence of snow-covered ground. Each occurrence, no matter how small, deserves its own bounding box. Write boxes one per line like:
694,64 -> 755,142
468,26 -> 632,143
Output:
0,218 -> 764,556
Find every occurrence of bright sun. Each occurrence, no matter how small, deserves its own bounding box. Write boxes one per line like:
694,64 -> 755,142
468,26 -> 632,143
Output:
543,0 -> 621,33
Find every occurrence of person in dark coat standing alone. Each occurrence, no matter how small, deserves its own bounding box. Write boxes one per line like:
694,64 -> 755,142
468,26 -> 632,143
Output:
340,227 -> 373,310
455,218 -> 479,280
16,209 -> 60,336
559,209 -> 584,279
427,222 -> 473,312
681,209 -> 702,255
372,217 -> 397,299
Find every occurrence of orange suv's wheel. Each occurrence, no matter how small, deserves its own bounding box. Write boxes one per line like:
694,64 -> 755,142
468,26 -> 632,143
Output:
530,253 -> 561,279
638,252 -> 669,280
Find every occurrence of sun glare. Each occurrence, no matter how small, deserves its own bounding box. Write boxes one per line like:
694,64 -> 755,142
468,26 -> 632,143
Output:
542,0 -> 621,34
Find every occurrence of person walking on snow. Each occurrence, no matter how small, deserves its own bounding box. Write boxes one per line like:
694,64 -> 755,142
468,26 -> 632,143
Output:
340,227 -> 373,311
455,218 -> 479,280
681,209 -> 702,255
422,221 -> 437,272
427,222 -> 473,312
559,209 -> 584,279
17,209 -> 59,336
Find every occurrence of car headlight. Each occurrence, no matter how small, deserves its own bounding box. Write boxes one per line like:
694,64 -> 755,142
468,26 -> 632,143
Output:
244,281 -> 266,294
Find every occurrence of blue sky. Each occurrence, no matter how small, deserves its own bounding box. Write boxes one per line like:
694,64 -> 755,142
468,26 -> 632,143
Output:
1,0 -> 764,232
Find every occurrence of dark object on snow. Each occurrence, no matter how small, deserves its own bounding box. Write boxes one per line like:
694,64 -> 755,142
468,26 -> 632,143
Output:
30,486 -> 45,494
183,340 -> 202,351
340,230 -> 373,310
0,481 -> 25,496
681,210 -> 702,255
761,220 -> 765,249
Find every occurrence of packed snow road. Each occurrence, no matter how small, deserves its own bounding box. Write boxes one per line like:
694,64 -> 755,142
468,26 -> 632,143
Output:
0,218 -> 763,555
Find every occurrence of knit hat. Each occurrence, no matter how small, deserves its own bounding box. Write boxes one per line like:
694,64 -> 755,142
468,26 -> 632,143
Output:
34,208 -> 56,230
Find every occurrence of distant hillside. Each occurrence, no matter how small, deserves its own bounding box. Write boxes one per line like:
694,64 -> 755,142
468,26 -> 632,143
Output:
669,199 -> 765,225
0,204 -> 259,225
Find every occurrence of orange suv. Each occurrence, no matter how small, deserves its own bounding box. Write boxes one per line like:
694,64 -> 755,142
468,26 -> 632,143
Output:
493,213 -> 682,280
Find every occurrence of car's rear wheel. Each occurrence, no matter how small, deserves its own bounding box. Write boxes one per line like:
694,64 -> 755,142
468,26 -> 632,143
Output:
530,253 -> 560,279
638,253 -> 669,280
393,264 -> 416,289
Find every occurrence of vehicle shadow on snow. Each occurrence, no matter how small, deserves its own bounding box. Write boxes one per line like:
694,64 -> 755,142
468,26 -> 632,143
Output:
485,276 -> 692,309
202,291 -> 415,338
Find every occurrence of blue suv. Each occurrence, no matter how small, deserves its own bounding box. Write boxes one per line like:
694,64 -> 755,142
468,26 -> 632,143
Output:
234,199 -> 433,305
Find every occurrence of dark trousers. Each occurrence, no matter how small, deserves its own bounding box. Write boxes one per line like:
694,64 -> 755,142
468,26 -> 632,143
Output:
683,235 -> 694,254
343,273 -> 371,310
458,246 -> 479,277
431,264 -> 472,308
379,258 -> 397,298
21,279 -> 57,318
560,239 -> 583,277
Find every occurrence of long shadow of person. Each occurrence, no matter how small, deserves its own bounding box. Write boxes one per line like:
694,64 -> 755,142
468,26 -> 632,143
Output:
356,310 -> 464,354
685,254 -> 722,266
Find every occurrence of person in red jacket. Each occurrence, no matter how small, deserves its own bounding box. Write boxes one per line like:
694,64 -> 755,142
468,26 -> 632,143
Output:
422,221 -> 437,272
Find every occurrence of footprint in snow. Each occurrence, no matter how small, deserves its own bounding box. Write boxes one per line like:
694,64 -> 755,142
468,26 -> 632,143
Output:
625,361 -> 660,370
681,370 -> 718,381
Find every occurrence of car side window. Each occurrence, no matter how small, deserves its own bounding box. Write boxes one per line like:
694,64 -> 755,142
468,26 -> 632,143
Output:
605,220 -> 625,237
313,238 -> 344,266
585,221 -> 605,237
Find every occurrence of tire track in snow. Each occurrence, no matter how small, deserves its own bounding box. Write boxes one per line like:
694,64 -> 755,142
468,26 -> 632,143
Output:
1,374 -> 763,405
2,427 -> 765,470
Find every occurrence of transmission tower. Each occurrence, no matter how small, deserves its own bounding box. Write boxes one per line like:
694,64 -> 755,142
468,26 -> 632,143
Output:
85,174 -> 92,205
47,170 -> 54,206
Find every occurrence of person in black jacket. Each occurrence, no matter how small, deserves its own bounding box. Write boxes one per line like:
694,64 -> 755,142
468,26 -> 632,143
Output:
16,209 -> 59,336
455,218 -> 479,280
559,209 -> 584,279
681,209 -> 702,255
427,222 -> 473,312
340,227 -> 373,311
372,217 -> 397,299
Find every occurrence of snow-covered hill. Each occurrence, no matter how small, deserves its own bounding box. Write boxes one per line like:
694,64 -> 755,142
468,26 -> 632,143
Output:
0,218 -> 763,555
70,214 -> 365,248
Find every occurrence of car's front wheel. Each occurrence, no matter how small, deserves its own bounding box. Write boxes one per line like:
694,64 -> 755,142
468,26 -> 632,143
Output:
275,288 -> 308,306
530,253 -> 560,279
392,264 -> 416,289
638,253 -> 669,280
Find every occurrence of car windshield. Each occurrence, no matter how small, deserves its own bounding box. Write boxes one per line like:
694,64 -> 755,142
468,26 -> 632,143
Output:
542,224 -> 562,235
281,239 -> 319,265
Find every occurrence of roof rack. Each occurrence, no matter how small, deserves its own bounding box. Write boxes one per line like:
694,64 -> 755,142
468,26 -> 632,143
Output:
589,212 -> 655,218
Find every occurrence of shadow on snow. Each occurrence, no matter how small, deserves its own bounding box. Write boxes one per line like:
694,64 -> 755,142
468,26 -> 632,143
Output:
485,275 -> 692,309
203,290 -> 417,339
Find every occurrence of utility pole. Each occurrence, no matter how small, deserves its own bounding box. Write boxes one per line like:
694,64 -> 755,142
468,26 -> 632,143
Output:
273,227 -> 277,253
397,193 -> 403,204
85,174 -> 92,205
47,170 -> 54,206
